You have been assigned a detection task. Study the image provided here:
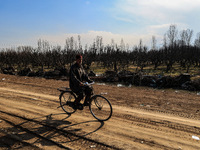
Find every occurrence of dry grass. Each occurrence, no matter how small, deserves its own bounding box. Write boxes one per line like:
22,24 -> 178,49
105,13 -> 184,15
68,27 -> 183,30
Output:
90,63 -> 200,77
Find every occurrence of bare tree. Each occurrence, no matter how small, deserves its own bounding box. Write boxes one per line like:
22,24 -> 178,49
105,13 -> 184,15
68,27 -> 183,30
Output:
120,38 -> 125,51
163,34 -> 167,48
195,32 -> 200,48
78,35 -> 83,53
167,24 -> 178,47
162,24 -> 179,72
151,36 -> 157,50
180,29 -> 193,46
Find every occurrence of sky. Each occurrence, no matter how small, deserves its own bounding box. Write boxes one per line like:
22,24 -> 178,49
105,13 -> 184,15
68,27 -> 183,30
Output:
0,0 -> 200,49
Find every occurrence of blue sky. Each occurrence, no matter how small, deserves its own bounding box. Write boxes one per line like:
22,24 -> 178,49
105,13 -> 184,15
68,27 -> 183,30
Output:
1,0 -> 200,48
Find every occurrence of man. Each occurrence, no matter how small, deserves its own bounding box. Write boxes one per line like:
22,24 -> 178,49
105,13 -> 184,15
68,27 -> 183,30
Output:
69,54 -> 93,110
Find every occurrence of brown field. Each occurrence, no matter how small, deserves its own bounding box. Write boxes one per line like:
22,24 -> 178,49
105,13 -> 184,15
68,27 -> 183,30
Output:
0,74 -> 200,149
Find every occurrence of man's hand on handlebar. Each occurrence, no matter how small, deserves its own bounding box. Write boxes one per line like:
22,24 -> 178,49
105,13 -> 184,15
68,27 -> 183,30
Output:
79,82 -> 84,86
80,81 -> 95,86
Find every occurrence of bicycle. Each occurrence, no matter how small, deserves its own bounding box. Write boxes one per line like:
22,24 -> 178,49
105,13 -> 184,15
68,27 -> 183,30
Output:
57,82 -> 113,121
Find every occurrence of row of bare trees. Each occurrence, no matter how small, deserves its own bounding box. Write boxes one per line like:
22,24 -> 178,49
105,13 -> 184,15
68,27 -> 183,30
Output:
1,25 -> 200,74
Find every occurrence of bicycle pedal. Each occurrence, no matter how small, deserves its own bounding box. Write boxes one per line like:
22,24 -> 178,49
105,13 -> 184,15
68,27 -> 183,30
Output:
83,102 -> 90,106
77,104 -> 84,110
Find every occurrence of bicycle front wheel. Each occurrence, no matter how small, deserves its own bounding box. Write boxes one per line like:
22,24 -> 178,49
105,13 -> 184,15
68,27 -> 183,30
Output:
59,91 -> 77,114
89,95 -> 112,121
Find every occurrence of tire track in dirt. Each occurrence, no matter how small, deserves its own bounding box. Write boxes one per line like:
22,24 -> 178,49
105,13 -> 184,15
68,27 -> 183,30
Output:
0,86 -> 198,120
0,110 -> 118,150
0,90 -> 59,111
135,107 -> 200,120
0,103 -> 179,149
3,79 -> 200,119
0,110 -> 182,150
113,113 -> 200,135
1,86 -> 200,149
0,87 -> 57,100
1,100 -> 199,150
2,86 -> 199,131
1,79 -> 57,89
0,88 -> 137,149
0,129 -> 41,150
0,114 -> 70,150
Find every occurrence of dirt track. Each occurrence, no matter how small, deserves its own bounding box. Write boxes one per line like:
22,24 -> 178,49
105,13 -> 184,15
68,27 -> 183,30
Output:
0,74 -> 200,150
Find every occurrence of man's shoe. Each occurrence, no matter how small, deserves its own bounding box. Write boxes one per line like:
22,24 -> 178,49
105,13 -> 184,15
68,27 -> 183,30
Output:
71,102 -> 77,110
73,103 -> 83,110
77,103 -> 84,110
83,101 -> 90,106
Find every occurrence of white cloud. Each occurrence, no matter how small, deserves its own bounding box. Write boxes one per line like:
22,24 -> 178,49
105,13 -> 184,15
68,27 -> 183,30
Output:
0,30 -> 170,49
110,0 -> 200,46
37,30 -> 156,49
149,23 -> 189,33
146,0 -> 200,11
115,0 -> 200,23
1,25 -> 192,49
0,31 -> 157,49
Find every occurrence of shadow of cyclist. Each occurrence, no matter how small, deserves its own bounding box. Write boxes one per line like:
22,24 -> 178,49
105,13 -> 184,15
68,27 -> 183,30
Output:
35,113 -> 105,143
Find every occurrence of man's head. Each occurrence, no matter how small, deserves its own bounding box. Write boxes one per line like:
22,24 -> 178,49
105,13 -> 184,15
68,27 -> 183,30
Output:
76,54 -> 82,65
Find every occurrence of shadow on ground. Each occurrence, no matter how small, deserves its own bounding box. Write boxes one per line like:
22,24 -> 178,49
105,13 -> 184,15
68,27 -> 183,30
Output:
0,112 -> 104,149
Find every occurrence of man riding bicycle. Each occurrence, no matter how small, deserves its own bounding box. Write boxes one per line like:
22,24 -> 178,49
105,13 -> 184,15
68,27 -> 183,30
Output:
69,54 -> 93,110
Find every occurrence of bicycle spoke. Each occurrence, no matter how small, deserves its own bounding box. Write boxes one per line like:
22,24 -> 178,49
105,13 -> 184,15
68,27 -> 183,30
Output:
59,91 -> 76,114
89,95 -> 112,121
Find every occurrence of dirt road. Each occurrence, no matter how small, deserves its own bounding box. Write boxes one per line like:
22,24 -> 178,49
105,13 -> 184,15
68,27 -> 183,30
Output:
0,74 -> 200,150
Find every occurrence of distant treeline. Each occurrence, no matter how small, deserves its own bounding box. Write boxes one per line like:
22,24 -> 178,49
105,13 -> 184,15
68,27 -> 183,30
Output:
1,24 -> 200,73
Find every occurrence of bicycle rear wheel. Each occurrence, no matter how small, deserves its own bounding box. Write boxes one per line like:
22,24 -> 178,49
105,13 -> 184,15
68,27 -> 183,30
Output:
89,95 -> 112,121
59,91 -> 77,114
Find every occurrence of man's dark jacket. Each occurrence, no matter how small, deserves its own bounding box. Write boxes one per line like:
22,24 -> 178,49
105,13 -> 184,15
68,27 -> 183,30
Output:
69,63 -> 92,94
